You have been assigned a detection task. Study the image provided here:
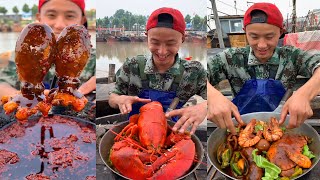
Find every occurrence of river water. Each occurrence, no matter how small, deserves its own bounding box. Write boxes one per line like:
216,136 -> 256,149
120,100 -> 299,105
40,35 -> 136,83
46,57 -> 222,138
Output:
96,41 -> 207,78
0,31 -> 96,53
0,32 -> 206,79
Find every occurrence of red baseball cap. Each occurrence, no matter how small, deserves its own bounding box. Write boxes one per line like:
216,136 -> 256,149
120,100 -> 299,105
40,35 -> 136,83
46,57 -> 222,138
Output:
39,0 -> 85,12
38,0 -> 87,28
146,7 -> 186,35
244,3 -> 283,29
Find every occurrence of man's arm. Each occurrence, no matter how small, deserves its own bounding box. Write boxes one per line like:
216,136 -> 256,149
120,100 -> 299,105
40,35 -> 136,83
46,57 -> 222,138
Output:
280,68 -> 320,127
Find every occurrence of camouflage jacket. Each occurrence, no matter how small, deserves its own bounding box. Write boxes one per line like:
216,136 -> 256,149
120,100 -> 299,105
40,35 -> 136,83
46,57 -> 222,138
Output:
112,54 -> 207,103
208,46 -> 320,96
0,49 -> 96,89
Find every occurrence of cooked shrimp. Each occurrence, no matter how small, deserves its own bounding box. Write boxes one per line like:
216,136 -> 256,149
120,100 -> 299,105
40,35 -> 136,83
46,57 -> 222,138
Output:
285,150 -> 312,168
263,117 -> 283,142
238,119 -> 262,147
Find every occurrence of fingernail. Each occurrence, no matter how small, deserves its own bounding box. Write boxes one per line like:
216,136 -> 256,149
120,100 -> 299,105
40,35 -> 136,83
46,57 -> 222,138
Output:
179,129 -> 184,133
172,127 -> 177,131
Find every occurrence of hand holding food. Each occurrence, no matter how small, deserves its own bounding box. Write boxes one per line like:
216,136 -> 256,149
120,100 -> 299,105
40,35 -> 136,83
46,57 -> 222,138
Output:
1,23 -> 55,122
49,25 -> 91,112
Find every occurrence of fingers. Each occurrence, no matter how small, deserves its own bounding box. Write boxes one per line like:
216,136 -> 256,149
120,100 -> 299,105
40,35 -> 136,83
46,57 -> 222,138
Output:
119,104 -> 127,114
165,109 -> 183,118
190,120 -> 200,135
224,115 -> 236,135
287,110 -> 297,129
232,105 -> 244,126
173,116 -> 200,135
173,115 -> 188,133
279,105 -> 289,125
119,103 -> 132,114
135,97 -> 151,103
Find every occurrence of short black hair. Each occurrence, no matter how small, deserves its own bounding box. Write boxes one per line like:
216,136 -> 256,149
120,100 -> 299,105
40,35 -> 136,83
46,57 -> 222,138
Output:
156,13 -> 173,28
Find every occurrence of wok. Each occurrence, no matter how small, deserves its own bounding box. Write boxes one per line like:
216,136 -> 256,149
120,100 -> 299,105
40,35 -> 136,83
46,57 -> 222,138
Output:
0,113 -> 96,179
207,112 -> 320,180
99,120 -> 204,180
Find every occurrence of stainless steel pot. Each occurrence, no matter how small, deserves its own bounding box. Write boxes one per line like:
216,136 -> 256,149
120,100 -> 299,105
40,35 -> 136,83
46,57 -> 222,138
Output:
99,120 -> 204,180
207,112 -> 320,180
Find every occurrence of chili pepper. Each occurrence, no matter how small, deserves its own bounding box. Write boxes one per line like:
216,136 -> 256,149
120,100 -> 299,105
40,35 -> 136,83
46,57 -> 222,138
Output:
230,151 -> 240,164
231,163 -> 242,176
221,149 -> 232,168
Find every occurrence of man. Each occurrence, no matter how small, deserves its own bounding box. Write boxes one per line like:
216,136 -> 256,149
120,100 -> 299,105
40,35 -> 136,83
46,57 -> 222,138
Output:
0,0 -> 96,100
207,3 -> 320,134
108,7 -> 207,135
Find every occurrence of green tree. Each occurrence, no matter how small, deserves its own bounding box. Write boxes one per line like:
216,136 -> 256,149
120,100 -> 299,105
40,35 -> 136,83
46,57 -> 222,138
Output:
103,16 -> 110,27
22,4 -> 30,13
185,14 -> 191,24
12,6 -> 19,15
192,14 -> 201,30
0,7 -> 8,15
114,9 -> 125,19
31,5 -> 38,17
112,18 -> 120,27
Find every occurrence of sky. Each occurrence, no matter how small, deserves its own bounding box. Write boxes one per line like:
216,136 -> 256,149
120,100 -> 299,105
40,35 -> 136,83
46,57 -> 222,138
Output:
96,0 -> 207,18
208,0 -> 320,18
207,0 -> 320,30
0,0 -> 96,13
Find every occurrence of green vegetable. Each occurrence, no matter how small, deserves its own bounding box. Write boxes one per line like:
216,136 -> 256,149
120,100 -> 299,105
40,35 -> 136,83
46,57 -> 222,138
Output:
231,163 -> 242,176
252,149 -> 281,180
302,144 -> 315,159
221,149 -> 232,168
231,151 -> 240,163
227,127 -> 240,133
255,124 -> 264,133
280,126 -> 286,132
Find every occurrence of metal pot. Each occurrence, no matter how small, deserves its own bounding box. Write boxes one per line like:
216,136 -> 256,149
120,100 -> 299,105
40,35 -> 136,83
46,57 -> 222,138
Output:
99,120 -> 204,180
207,112 -> 320,180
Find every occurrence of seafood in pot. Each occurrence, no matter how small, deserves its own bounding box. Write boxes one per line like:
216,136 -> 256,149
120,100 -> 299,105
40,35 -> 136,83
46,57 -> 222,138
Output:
109,101 -> 196,180
216,117 -> 315,179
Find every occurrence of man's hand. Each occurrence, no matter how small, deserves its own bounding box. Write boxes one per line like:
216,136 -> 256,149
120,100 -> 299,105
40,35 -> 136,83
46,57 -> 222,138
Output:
165,101 -> 207,135
78,76 -> 96,95
114,95 -> 151,114
207,82 -> 243,134
279,91 -> 313,128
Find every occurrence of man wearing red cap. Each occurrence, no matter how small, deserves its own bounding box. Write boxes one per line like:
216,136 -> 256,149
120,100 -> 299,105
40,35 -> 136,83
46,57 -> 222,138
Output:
207,3 -> 320,134
109,7 -> 207,135
0,0 -> 95,102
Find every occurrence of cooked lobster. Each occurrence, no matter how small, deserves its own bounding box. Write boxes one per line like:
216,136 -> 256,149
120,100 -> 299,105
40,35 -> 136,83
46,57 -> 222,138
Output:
110,101 -> 196,180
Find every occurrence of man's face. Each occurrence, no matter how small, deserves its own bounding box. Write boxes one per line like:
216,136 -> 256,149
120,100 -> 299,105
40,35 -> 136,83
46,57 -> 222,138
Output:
36,0 -> 85,38
246,23 -> 282,63
147,27 -> 183,70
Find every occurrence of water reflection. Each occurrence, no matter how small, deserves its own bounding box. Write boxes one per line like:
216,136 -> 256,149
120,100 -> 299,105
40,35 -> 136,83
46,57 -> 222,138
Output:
96,42 -> 207,78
